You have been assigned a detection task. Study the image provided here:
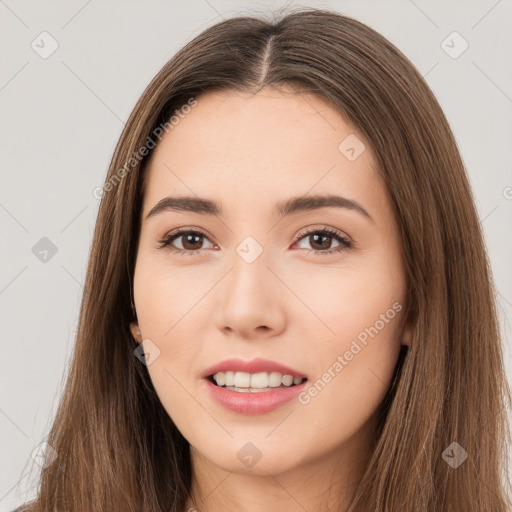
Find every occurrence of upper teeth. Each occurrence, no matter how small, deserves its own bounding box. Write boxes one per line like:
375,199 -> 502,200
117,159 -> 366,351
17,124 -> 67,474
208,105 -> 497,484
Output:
213,371 -> 304,388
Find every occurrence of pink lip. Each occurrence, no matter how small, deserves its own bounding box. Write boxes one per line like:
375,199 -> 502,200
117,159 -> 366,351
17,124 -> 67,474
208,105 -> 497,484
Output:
201,357 -> 307,379
203,378 -> 308,415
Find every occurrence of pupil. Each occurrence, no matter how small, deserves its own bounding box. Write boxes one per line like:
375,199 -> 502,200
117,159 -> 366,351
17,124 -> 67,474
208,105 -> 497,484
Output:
184,233 -> 202,250
311,233 -> 330,250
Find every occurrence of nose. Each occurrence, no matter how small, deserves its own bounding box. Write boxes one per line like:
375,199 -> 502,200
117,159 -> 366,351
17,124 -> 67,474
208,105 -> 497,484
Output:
214,249 -> 287,340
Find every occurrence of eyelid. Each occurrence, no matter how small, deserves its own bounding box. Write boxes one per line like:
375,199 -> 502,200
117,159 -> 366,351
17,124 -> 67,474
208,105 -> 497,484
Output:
293,224 -> 351,244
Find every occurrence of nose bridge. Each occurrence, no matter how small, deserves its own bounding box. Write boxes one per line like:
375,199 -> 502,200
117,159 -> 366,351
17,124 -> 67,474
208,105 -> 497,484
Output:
215,234 -> 286,337
228,234 -> 273,303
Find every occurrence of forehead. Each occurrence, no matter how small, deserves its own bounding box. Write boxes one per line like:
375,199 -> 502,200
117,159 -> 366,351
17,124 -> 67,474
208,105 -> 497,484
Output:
142,87 -> 386,219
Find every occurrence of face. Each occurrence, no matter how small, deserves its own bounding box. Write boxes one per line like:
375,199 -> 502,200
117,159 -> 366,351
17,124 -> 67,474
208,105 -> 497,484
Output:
131,86 -> 411,477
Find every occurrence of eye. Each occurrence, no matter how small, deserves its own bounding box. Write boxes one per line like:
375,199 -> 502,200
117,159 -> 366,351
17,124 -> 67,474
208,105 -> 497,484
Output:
292,226 -> 352,256
156,225 -> 352,256
157,227 -> 216,255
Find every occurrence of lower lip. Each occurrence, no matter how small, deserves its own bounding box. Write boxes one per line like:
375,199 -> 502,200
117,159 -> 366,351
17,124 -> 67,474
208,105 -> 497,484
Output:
203,378 -> 307,415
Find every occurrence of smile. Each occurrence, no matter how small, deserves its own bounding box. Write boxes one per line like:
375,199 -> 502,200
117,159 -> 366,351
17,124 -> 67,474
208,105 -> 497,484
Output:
211,371 -> 306,392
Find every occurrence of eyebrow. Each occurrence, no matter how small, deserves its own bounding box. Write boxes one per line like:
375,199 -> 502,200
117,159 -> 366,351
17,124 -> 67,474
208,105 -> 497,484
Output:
145,194 -> 374,223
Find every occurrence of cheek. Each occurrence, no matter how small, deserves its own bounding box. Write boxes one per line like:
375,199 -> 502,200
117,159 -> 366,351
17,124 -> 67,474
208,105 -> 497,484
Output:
134,253 -> 210,339
289,260 -> 405,426
287,251 -> 405,345
132,257 -> 203,407
292,309 -> 403,465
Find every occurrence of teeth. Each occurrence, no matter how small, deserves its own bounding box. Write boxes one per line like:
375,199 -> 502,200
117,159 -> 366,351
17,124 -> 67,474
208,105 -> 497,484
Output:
268,372 -> 282,387
251,372 -> 270,388
281,374 -> 293,386
212,371 -> 305,389
234,372 -> 251,388
215,372 -> 226,386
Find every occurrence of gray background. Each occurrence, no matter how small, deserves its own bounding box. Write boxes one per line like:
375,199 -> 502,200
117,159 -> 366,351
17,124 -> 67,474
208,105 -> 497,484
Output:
1,0 -> 511,509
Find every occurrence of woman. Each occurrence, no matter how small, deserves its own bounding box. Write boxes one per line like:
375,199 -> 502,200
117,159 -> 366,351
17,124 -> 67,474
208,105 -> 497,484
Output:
15,6 -> 511,512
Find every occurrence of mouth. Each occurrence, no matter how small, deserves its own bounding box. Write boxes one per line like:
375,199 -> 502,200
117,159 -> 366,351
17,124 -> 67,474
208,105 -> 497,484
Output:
202,358 -> 309,413
207,371 -> 308,393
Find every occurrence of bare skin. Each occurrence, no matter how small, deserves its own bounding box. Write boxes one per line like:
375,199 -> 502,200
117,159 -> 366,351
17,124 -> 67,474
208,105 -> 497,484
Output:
130,86 -> 411,512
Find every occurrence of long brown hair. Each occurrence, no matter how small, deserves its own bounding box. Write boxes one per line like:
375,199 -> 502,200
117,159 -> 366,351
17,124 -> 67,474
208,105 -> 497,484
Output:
17,7 -> 511,511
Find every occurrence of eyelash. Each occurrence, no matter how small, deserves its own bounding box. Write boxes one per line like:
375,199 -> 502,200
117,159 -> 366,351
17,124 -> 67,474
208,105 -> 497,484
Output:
156,226 -> 352,256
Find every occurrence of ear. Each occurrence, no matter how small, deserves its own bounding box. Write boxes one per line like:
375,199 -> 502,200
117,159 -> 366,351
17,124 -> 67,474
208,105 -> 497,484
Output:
401,320 -> 413,346
129,321 -> 142,344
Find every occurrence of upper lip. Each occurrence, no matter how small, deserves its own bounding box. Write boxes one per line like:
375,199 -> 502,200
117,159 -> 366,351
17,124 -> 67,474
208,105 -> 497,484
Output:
202,357 -> 308,379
